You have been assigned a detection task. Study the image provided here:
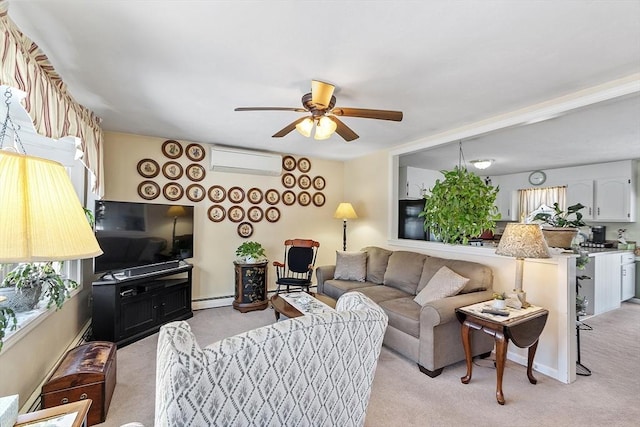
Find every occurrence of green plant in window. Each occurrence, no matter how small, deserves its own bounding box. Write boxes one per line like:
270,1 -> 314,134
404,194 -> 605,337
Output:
0,307 -> 17,351
1,262 -> 78,310
419,166 -> 500,245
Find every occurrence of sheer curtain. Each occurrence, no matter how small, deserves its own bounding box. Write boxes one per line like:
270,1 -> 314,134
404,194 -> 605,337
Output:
518,186 -> 567,222
0,0 -> 104,195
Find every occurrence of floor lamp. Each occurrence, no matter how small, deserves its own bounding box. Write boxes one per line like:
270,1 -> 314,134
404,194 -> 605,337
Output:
334,202 -> 358,251
495,223 -> 550,307
167,205 -> 187,256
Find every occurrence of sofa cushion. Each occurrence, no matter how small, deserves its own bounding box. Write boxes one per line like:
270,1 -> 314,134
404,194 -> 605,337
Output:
334,251 -> 367,282
323,279 -> 375,300
355,285 -> 412,304
417,256 -> 493,294
378,297 -> 421,338
414,266 -> 469,306
383,251 -> 427,295
361,246 -> 393,284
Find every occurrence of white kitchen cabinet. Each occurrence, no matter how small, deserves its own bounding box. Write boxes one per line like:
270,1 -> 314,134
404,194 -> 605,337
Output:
595,177 -> 632,222
566,176 -> 633,222
621,253 -> 636,301
495,187 -> 517,221
398,166 -> 441,199
567,179 -> 594,219
579,252 -> 623,316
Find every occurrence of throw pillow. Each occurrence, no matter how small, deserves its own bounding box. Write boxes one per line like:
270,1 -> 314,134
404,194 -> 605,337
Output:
413,266 -> 469,306
334,251 -> 367,282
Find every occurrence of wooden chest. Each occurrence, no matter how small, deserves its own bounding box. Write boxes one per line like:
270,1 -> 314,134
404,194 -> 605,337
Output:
41,341 -> 116,426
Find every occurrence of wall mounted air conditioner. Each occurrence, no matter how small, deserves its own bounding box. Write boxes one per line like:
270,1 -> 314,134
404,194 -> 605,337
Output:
210,146 -> 282,176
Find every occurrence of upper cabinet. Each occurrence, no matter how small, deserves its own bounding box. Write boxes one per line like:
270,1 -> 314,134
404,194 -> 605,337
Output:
398,166 -> 441,199
567,162 -> 635,222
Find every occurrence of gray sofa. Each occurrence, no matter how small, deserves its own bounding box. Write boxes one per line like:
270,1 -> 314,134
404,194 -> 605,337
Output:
316,246 -> 495,377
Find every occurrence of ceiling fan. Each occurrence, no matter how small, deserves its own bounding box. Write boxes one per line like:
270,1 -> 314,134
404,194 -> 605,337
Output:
234,80 -> 403,142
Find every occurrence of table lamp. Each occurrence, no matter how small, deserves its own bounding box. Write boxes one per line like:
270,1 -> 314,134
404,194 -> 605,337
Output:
495,223 -> 550,307
333,202 -> 358,251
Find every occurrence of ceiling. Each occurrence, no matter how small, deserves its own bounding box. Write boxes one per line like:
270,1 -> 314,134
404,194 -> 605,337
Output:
6,0 -> 640,174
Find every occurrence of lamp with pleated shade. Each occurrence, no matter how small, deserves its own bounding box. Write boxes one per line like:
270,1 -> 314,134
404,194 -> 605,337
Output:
334,202 -> 358,251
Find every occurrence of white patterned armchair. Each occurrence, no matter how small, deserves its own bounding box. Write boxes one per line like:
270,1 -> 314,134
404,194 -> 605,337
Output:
155,292 -> 388,427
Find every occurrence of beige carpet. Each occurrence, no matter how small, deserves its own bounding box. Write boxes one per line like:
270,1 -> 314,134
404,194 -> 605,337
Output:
96,302 -> 640,427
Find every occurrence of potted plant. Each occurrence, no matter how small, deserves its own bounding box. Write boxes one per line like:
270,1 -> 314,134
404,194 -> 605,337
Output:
533,202 -> 586,248
0,306 -> 17,351
419,166 -> 500,245
235,241 -> 267,264
0,262 -> 78,312
492,292 -> 507,309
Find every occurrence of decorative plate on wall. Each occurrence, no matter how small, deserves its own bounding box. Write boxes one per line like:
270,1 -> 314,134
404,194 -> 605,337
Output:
208,185 -> 226,203
162,161 -> 183,180
248,206 -> 264,222
163,183 -> 184,201
247,187 -> 263,204
265,207 -> 281,222
162,140 -> 183,159
297,157 -> 311,173
186,184 -> 206,202
137,159 -> 160,178
312,192 -> 326,207
298,174 -> 311,189
282,190 -> 296,206
185,143 -> 205,161
208,205 -> 226,222
282,173 -> 296,188
282,155 -> 296,171
237,222 -> 254,238
312,176 -> 326,190
138,181 -> 160,200
298,191 -> 311,206
228,205 -> 245,222
186,164 -> 206,181
265,189 -> 280,205
228,186 -> 245,203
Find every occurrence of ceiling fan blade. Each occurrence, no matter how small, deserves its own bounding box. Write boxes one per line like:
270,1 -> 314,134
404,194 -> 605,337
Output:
235,107 -> 307,112
331,116 -> 359,142
311,80 -> 335,109
331,107 -> 403,121
272,117 -> 308,138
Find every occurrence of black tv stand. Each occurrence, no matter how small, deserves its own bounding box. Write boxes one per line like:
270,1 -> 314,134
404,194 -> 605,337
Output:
91,263 -> 193,347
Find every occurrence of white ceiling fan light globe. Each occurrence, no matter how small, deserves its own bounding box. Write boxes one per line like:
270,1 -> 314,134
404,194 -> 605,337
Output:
314,116 -> 337,140
295,117 -> 314,137
471,159 -> 494,170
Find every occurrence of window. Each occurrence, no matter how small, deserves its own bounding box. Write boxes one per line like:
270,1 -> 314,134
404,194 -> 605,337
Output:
518,186 -> 567,222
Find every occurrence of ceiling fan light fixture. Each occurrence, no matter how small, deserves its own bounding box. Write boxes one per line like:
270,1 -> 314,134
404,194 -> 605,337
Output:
295,117 -> 314,137
314,116 -> 337,140
471,159 -> 494,170
311,80 -> 335,108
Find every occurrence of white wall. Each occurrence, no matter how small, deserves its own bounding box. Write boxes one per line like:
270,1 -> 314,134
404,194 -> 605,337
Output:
103,132 -> 346,302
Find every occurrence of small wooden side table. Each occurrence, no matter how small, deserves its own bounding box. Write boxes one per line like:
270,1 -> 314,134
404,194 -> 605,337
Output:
455,302 -> 548,405
233,261 -> 268,313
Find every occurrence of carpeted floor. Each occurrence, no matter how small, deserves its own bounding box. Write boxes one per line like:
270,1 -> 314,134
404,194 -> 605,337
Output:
97,302 -> 640,427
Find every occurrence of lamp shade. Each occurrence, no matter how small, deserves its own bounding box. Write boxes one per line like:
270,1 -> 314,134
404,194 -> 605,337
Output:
314,116 -> 337,140
311,80 -> 335,108
334,202 -> 358,220
295,117 -> 314,137
167,205 -> 187,217
495,223 -> 550,259
0,150 -> 103,262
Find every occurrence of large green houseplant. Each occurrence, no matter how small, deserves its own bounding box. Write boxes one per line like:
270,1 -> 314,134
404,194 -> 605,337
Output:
419,166 -> 500,245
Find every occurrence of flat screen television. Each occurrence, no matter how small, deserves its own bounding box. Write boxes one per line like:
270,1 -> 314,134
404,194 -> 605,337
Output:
94,200 -> 195,274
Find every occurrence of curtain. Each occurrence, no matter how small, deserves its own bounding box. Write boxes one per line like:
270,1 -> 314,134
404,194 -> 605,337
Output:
518,185 -> 567,222
0,0 -> 104,196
